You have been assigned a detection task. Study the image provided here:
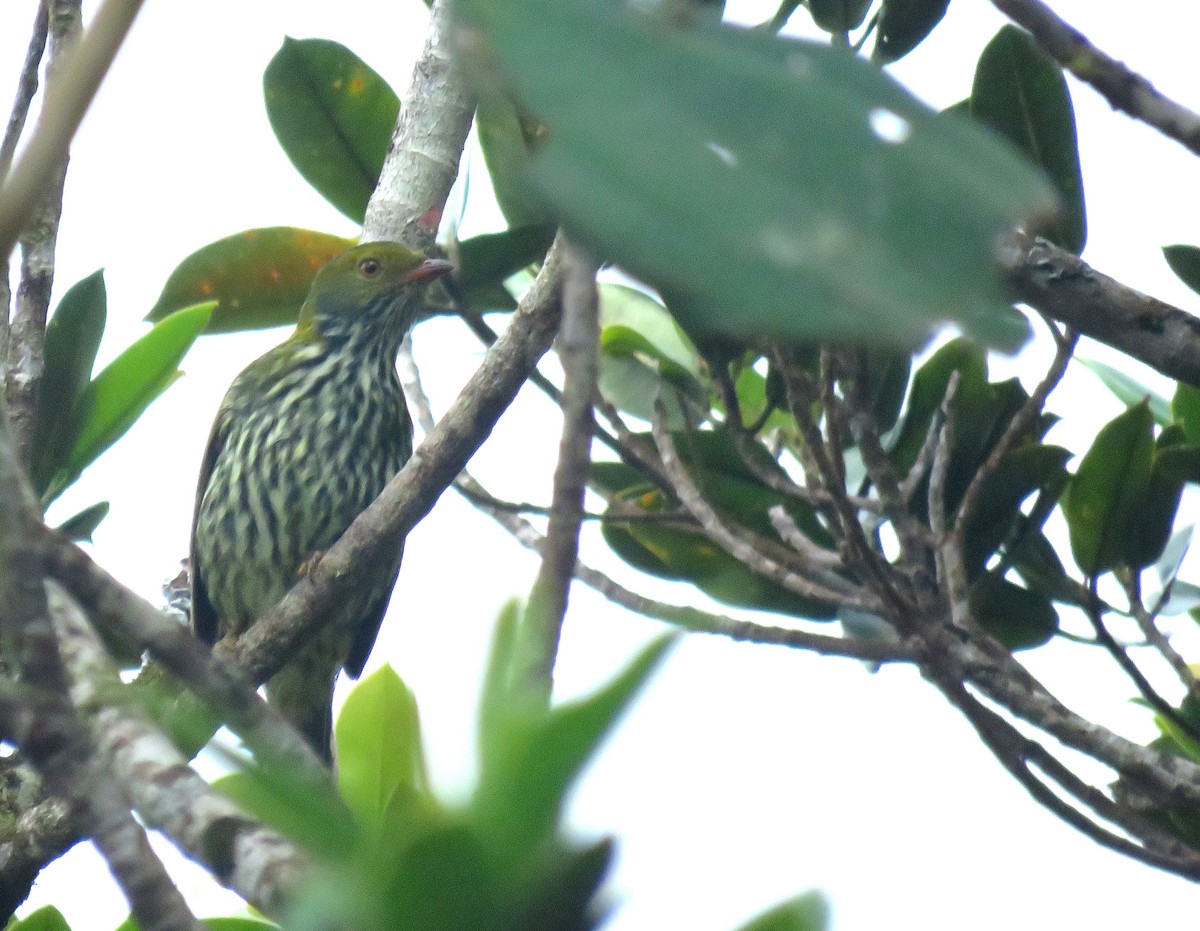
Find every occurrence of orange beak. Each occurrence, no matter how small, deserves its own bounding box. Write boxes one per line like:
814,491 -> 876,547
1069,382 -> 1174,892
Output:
406,257 -> 455,283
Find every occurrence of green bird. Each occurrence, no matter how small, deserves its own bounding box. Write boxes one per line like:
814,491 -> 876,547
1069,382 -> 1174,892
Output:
190,242 -> 452,761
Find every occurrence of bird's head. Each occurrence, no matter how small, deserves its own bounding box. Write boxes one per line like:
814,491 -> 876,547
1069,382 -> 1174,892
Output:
296,242 -> 454,350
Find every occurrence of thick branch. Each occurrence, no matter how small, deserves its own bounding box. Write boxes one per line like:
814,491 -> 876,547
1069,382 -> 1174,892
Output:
361,0 -> 475,248
1000,235 -> 1200,387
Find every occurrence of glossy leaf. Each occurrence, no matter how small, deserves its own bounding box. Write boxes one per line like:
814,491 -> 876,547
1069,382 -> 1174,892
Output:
736,891 -> 830,931
55,501 -> 109,542
456,0 -> 1055,348
1077,357 -> 1172,425
456,224 -> 556,301
858,347 -> 912,433
47,304 -> 213,501
807,0 -> 872,32
962,444 -> 1071,575
263,38 -> 398,222
1164,244 -> 1200,298
970,26 -> 1086,253
969,572 -> 1059,650
597,352 -> 700,427
30,270 -> 107,500
1124,440 -> 1200,570
600,283 -> 701,378
890,338 -> 987,474
874,0 -> 951,64
1063,402 -> 1155,575
148,228 -> 352,333
335,665 -> 429,828
1173,382 -> 1200,444
476,93 -> 549,227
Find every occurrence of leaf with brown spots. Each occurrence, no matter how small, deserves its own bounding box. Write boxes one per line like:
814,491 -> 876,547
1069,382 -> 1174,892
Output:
148,227 -> 353,333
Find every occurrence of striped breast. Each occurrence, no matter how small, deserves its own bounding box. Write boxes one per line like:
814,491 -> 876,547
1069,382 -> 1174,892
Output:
194,340 -> 413,638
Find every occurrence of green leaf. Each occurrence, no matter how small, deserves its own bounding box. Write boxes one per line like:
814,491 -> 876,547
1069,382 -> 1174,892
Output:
45,304 -> 213,502
335,665 -> 429,827
30,270 -> 107,501
54,501 -> 109,542
874,0 -> 951,64
1077,357 -> 1172,425
736,891 -> 830,931
970,26 -> 1086,253
456,0 -> 1055,348
115,919 -> 280,931
148,228 -> 353,333
1173,382 -> 1200,444
476,634 -> 676,852
807,0 -> 872,32
8,906 -> 71,931
962,445 -> 1071,575
890,338 -> 987,474
600,283 -> 702,377
456,225 -> 556,302
212,764 -> 357,860
476,93 -> 549,227
858,347 -> 912,433
597,352 -> 700,427
1122,439 -> 1200,571
968,572 -> 1059,650
263,38 -> 398,222
1063,402 -> 1156,575
1164,244 -> 1200,298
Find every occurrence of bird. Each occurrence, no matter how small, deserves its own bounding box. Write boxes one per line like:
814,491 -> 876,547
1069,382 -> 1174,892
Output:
190,241 -> 453,761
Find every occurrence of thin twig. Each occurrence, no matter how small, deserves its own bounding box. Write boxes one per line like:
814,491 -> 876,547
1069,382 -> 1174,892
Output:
517,245 -> 600,699
0,0 -> 145,259
651,400 -> 881,611
1120,572 -> 1200,704
953,322 -> 1077,539
0,2 -> 48,182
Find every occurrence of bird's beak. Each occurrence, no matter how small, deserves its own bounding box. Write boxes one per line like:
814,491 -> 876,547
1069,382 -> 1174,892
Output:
406,257 -> 455,283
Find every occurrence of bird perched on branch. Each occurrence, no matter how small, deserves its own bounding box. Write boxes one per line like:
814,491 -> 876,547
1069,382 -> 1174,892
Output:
191,242 -> 453,761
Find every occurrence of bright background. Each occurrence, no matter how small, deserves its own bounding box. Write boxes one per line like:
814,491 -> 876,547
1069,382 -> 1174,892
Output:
4,1 -> 1200,928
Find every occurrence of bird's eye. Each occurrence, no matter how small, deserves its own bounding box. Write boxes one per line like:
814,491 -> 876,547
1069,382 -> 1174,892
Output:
358,257 -> 382,277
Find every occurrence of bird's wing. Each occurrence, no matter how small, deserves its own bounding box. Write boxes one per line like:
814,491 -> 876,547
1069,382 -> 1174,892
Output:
189,399 -> 233,646
343,547 -> 403,678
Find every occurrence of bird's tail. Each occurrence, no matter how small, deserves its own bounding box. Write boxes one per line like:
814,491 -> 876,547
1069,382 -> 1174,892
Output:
266,648 -> 338,764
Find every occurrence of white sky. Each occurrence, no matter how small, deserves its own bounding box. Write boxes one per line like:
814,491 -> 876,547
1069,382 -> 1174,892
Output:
6,0 -> 1200,928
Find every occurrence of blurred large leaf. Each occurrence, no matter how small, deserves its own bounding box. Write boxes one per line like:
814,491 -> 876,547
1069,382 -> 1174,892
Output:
148,228 -> 352,333
335,665 -> 429,828
874,0 -> 951,63
45,304 -> 213,501
970,26 -> 1086,253
476,93 -> 549,227
263,38 -> 398,222
456,0 -> 1055,348
30,270 -> 107,500
1063,402 -> 1155,575
476,632 -> 675,854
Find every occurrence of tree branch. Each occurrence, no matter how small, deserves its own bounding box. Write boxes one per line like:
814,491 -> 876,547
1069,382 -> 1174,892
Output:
991,0 -> 1200,159
362,0 -> 476,248
1000,234 -> 1200,387
517,245 -> 599,699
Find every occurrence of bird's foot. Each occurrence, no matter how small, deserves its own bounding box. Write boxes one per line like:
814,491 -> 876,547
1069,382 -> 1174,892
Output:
297,550 -> 326,578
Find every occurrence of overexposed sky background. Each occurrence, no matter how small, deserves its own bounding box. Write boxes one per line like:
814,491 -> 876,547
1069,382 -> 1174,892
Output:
6,1 -> 1200,928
